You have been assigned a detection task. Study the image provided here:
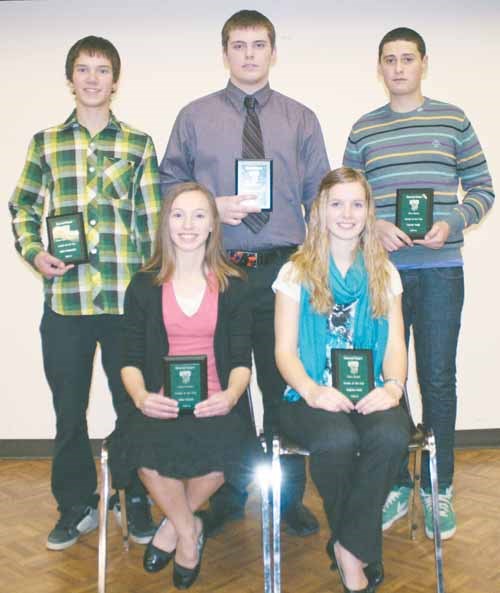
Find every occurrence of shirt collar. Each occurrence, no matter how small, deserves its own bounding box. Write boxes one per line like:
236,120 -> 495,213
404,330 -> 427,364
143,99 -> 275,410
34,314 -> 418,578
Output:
225,80 -> 272,113
61,109 -> 122,133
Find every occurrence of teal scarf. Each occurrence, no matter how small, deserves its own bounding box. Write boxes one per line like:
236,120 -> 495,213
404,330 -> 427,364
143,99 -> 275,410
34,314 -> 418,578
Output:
285,252 -> 388,402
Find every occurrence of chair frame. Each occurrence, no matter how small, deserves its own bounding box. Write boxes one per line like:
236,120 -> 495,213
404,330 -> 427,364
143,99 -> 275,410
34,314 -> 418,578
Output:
402,386 -> 445,592
260,389 -> 446,593
97,438 -> 129,593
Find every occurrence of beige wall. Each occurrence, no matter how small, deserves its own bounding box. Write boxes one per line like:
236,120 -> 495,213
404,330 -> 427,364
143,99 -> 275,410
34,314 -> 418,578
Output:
1,0 -> 499,439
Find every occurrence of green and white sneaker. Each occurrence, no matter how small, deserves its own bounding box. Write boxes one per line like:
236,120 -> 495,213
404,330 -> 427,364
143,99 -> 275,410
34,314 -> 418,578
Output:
382,485 -> 411,531
420,486 -> 456,540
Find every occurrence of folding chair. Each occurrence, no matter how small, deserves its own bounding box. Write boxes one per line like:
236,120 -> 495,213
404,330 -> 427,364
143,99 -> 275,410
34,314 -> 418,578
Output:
261,389 -> 445,593
257,435 -> 309,593
97,437 -> 129,593
403,388 -> 445,593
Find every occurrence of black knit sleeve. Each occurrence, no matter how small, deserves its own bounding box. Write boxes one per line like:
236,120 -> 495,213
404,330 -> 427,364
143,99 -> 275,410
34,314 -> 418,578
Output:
226,277 -> 252,371
122,272 -> 151,372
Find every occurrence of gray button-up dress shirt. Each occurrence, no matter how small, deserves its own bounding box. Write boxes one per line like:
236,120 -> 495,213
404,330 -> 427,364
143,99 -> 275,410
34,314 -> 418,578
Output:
160,81 -> 330,251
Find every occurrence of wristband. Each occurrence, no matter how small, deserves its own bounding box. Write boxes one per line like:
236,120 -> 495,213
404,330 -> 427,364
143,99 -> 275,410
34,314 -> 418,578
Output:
384,378 -> 404,396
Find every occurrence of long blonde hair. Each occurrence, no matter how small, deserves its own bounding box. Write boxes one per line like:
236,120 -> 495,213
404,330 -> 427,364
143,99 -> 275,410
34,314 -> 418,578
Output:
142,182 -> 243,290
291,167 -> 390,316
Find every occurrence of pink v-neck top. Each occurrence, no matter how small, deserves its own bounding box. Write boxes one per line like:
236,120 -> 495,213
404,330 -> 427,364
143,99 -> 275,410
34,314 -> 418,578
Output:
162,279 -> 222,396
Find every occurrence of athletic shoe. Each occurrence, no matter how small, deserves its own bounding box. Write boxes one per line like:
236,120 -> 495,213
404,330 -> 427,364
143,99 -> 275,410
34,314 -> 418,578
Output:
47,504 -> 98,550
420,486 -> 456,540
382,485 -> 411,531
110,494 -> 156,544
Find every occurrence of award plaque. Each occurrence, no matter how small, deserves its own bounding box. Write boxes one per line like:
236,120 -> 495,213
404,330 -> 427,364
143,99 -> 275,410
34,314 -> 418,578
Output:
235,158 -> 273,211
332,349 -> 375,403
46,212 -> 89,264
395,188 -> 434,239
163,355 -> 208,414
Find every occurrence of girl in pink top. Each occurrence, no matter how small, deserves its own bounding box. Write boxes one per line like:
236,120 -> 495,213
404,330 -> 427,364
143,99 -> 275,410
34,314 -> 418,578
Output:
121,182 -> 255,589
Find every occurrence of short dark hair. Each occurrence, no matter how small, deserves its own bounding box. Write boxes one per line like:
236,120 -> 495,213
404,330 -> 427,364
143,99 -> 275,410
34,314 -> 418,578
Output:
378,27 -> 426,61
221,10 -> 276,50
65,36 -> 121,82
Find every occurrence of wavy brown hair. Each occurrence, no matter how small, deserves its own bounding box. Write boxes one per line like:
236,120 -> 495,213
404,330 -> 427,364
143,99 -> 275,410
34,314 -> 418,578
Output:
291,167 -> 390,317
142,182 -> 243,290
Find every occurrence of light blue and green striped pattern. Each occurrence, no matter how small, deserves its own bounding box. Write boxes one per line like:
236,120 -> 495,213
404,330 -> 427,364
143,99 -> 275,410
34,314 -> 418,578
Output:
343,98 -> 494,268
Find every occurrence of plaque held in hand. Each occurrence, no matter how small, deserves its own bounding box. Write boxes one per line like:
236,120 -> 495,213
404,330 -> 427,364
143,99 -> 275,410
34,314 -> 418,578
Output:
163,355 -> 208,414
235,158 -> 273,211
395,188 -> 434,239
332,349 -> 375,403
46,212 -> 89,264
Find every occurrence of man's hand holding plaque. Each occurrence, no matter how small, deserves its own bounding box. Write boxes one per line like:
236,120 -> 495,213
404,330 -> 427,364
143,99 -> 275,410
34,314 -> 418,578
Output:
395,188 -> 434,239
46,212 -> 89,264
235,158 -> 273,211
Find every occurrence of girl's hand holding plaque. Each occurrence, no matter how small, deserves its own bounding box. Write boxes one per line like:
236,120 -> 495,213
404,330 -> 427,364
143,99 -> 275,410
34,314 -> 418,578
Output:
355,385 -> 400,415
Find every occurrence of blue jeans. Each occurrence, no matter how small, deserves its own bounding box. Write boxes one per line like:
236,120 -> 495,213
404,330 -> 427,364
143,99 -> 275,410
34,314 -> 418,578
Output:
398,267 -> 464,490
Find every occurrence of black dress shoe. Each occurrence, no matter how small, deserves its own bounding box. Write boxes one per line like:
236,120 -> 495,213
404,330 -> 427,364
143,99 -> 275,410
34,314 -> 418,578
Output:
283,502 -> 319,537
143,519 -> 175,573
363,562 -> 384,589
173,528 -> 206,589
200,503 -> 245,538
335,550 -> 375,593
326,537 -> 383,588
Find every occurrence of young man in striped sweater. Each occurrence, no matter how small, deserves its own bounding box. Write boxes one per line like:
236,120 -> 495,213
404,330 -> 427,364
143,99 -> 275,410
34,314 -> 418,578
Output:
343,27 -> 494,540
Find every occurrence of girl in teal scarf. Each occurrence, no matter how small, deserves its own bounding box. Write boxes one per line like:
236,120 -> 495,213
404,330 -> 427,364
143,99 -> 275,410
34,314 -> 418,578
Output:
275,168 -> 409,593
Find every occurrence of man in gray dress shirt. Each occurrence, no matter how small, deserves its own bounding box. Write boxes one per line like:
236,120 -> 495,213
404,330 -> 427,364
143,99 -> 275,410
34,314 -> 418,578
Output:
160,9 -> 330,537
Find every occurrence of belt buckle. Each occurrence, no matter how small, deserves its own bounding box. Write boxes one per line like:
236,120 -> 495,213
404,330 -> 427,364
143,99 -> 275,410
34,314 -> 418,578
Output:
229,250 -> 258,268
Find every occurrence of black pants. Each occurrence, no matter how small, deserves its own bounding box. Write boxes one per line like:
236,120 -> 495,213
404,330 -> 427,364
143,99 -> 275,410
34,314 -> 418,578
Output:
280,399 -> 410,563
40,305 -> 144,512
214,254 -> 306,511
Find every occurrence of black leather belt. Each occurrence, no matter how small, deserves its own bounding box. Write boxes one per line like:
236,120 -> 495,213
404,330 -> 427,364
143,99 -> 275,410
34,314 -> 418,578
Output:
227,245 -> 298,268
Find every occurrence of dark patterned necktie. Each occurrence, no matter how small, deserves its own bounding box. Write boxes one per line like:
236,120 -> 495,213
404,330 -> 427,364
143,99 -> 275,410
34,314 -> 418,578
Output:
241,95 -> 270,233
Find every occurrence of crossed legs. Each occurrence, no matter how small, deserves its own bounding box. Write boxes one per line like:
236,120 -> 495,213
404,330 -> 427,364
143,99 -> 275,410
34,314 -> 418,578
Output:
139,468 -> 224,568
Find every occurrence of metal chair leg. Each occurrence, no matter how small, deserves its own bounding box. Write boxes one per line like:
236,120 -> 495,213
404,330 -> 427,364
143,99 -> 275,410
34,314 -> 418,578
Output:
118,489 -> 129,551
427,430 -> 445,593
259,463 -> 273,593
410,446 -> 422,540
271,436 -> 282,593
98,441 -> 110,593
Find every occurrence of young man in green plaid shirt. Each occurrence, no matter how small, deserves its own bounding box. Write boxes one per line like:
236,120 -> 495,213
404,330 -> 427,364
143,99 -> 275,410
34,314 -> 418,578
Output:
9,36 -> 161,550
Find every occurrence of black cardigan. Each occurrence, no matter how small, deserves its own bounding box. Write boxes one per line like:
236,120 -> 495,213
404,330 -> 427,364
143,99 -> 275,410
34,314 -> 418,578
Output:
122,271 -> 252,393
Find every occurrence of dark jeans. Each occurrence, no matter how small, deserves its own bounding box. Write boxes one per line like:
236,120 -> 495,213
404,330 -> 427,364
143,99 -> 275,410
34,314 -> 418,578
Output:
40,305 -> 145,512
213,253 -> 306,512
398,267 -> 464,490
280,400 -> 410,563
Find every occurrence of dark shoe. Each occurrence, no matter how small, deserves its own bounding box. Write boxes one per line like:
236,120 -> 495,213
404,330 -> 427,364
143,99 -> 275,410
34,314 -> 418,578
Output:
283,502 -> 319,537
364,562 -> 384,589
47,502 -> 99,551
200,505 -> 244,538
110,493 -> 156,544
326,537 -> 383,589
143,518 -> 175,573
326,536 -> 336,569
332,541 -> 375,593
173,527 -> 206,589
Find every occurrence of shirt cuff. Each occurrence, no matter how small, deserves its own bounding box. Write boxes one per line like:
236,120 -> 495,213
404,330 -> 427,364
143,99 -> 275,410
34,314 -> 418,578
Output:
24,243 -> 44,265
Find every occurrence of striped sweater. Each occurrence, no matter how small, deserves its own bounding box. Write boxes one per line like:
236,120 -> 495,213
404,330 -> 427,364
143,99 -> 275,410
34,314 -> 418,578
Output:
343,98 -> 494,269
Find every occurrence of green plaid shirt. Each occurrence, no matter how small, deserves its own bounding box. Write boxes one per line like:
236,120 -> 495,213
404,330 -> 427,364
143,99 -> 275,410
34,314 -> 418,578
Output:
9,110 -> 161,315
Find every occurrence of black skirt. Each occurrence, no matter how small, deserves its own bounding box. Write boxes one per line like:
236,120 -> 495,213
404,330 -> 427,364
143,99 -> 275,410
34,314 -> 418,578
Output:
110,407 -> 262,487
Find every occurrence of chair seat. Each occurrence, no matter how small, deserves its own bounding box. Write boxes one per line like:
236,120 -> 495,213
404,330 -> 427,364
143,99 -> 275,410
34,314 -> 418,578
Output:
279,436 -> 310,456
